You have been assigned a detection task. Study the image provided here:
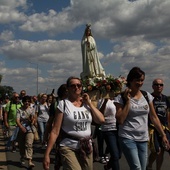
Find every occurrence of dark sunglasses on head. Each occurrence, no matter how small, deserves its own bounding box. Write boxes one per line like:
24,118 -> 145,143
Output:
153,84 -> 164,87
69,84 -> 82,88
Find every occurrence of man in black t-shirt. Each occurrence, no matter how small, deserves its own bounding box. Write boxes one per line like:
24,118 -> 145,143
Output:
147,78 -> 170,170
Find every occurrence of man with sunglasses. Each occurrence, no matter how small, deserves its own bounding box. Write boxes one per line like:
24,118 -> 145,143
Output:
4,92 -> 22,152
19,89 -> 26,103
147,78 -> 170,170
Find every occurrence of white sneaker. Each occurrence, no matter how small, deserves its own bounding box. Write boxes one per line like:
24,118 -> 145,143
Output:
20,158 -> 25,166
99,157 -> 107,164
105,156 -> 109,162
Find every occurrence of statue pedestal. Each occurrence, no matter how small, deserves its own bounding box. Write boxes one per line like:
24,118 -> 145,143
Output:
87,90 -> 100,108
100,91 -> 115,100
87,90 -> 120,107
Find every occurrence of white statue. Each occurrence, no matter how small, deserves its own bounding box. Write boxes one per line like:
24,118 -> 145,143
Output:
80,24 -> 105,79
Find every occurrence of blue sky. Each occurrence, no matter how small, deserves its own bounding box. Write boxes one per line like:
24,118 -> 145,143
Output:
0,0 -> 170,96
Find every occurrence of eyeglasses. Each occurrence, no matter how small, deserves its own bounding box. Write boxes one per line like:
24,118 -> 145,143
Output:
153,84 -> 164,87
69,84 -> 82,88
14,96 -> 19,99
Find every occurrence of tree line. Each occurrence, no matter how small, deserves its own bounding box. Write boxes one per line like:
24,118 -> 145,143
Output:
0,74 -> 14,100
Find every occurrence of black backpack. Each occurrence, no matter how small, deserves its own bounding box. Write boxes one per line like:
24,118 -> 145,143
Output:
120,90 -> 149,105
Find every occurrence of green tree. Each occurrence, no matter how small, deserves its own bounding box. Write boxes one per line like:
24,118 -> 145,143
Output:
0,85 -> 14,99
0,74 -> 14,99
0,75 -> 2,83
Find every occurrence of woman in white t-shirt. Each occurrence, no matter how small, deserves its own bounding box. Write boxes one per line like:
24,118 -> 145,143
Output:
114,67 -> 169,170
43,76 -> 105,170
98,97 -> 121,170
35,94 -> 49,146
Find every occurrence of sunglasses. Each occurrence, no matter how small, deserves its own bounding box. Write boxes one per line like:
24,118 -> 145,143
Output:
69,84 -> 82,88
14,96 -> 19,99
153,84 -> 164,87
24,100 -> 30,103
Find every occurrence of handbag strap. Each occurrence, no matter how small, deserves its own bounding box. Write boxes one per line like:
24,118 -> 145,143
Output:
99,98 -> 108,114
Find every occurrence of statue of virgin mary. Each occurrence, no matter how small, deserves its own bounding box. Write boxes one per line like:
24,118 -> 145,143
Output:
80,24 -> 105,79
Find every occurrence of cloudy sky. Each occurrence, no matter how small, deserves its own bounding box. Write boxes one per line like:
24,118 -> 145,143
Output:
0,0 -> 170,96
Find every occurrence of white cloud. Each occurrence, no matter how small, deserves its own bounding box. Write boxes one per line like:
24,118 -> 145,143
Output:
0,0 -> 27,8
0,39 -> 84,94
19,8 -> 80,35
0,30 -> 14,41
16,0 -> 170,41
1,0 -> 170,95
103,34 -> 170,94
0,0 -> 27,23
0,39 -> 82,63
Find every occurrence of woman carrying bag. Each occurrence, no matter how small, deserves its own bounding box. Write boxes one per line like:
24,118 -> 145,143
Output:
114,67 -> 169,170
16,95 -> 36,168
43,76 -> 105,170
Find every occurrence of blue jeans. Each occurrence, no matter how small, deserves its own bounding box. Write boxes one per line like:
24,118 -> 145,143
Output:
37,121 -> 47,143
96,127 -> 109,157
103,130 -> 121,170
119,137 -> 148,170
6,126 -> 17,148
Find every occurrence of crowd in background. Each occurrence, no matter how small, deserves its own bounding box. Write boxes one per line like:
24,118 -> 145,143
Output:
0,89 -> 56,168
0,68 -> 170,170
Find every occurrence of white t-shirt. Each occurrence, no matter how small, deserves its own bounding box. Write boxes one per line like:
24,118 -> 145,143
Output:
114,91 -> 153,141
57,99 -> 92,149
98,99 -> 117,131
36,104 -> 49,122
17,107 -> 35,132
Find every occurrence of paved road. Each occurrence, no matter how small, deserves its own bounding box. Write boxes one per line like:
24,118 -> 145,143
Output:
0,124 -> 7,170
1,124 -> 170,170
4,140 -> 128,170
4,138 -> 170,170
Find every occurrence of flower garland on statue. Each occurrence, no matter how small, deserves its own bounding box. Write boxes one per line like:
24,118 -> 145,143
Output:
81,74 -> 126,94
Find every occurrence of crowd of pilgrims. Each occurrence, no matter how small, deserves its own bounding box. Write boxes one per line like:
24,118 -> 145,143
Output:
0,89 -> 56,168
0,71 -> 170,170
